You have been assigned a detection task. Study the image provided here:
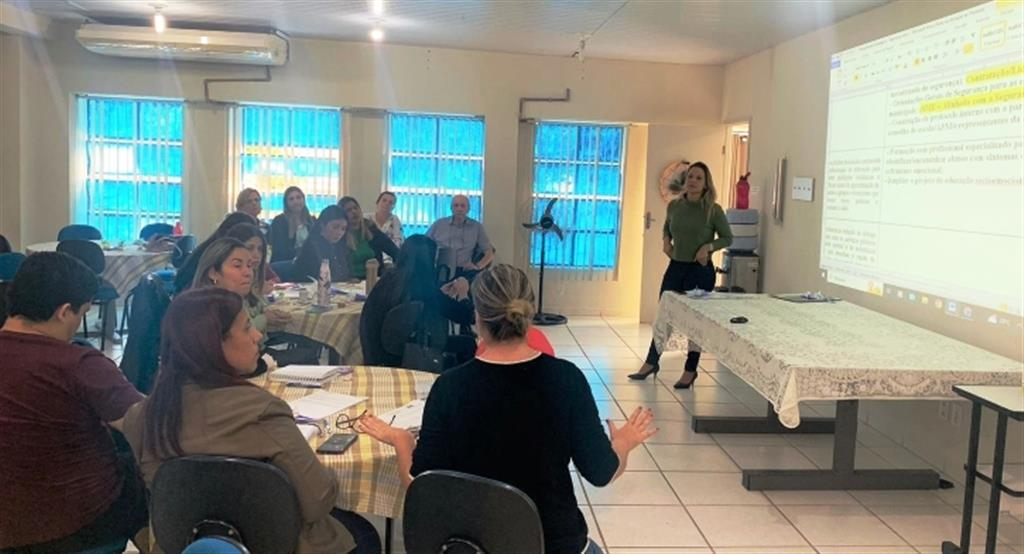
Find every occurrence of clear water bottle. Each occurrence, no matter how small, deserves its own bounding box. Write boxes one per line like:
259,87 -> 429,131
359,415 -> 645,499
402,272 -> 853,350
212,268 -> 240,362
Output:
317,258 -> 331,306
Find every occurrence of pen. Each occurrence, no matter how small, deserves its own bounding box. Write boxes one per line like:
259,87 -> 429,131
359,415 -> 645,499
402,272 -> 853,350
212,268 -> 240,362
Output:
389,415 -> 397,425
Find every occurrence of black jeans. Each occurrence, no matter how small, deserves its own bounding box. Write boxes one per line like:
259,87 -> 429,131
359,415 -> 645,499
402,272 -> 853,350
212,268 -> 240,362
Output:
644,260 -> 717,369
331,509 -> 383,554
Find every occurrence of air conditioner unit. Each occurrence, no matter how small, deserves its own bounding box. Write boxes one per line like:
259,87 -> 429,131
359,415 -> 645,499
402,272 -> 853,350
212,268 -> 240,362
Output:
76,24 -> 288,66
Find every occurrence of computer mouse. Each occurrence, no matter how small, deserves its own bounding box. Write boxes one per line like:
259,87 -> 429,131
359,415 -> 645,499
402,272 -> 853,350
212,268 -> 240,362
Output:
730,316 -> 748,324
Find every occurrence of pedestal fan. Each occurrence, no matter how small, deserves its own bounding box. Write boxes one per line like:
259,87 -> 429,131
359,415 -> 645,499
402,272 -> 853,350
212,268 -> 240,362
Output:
523,197 -> 567,326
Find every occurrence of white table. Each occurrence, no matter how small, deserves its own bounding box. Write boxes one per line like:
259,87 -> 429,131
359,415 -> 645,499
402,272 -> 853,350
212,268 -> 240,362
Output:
944,386 -> 1024,554
653,292 -> 1023,491
27,241 -> 172,296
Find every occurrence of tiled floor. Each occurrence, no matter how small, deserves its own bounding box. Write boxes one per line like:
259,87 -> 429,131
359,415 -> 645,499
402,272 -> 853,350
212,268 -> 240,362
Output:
104,315 -> 1024,554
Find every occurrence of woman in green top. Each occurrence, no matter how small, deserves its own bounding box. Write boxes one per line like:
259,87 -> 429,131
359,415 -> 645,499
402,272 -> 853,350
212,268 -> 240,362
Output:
629,162 -> 733,389
338,196 -> 401,279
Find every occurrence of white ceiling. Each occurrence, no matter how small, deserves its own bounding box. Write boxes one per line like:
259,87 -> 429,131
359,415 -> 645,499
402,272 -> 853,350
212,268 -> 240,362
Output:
22,0 -> 890,65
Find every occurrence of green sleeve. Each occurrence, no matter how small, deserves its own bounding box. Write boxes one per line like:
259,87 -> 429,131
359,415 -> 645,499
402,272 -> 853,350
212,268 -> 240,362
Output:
710,204 -> 733,251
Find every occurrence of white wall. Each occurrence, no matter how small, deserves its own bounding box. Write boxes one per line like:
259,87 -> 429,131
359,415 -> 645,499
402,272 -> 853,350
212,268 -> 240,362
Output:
0,22 -> 724,317
721,0 -> 1023,493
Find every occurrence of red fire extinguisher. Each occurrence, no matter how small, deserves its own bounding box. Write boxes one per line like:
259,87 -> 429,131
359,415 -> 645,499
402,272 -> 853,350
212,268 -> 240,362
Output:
735,172 -> 751,210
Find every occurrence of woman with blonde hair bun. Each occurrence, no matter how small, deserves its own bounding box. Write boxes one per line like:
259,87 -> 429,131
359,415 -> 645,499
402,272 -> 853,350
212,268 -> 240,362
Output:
357,264 -> 658,554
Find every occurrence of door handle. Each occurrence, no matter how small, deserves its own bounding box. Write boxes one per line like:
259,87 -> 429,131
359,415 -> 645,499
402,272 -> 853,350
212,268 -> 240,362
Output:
644,211 -> 655,230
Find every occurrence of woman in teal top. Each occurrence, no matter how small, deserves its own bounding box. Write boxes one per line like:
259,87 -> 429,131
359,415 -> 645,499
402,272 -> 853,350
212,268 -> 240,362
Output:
629,161 -> 733,389
338,196 -> 400,279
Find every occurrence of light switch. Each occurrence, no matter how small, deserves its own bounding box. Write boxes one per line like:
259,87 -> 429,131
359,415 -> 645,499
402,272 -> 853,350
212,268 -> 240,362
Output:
792,177 -> 814,202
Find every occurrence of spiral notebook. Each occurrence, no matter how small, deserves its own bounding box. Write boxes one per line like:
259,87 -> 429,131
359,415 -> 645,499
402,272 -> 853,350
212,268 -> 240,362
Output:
269,365 -> 346,386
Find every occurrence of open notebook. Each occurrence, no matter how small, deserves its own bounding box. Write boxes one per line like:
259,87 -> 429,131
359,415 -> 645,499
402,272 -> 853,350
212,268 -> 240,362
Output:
289,392 -> 367,421
378,399 -> 426,434
269,365 -> 347,386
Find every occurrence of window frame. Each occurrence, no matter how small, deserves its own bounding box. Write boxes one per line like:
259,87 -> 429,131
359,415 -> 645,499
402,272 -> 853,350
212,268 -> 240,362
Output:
384,111 -> 487,236
529,121 -> 628,271
72,94 -> 185,243
229,101 -> 344,220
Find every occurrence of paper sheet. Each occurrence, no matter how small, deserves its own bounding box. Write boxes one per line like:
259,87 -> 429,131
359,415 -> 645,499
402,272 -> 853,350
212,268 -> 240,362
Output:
288,392 -> 366,421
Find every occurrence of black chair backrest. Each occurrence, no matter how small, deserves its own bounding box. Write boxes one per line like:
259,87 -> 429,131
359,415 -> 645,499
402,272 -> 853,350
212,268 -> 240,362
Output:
58,224 -> 102,241
151,455 -> 303,554
0,252 -> 26,282
269,260 -> 294,284
56,240 -> 105,274
140,223 -> 174,241
403,470 -> 545,554
172,235 -> 197,269
120,273 -> 170,393
381,301 -> 424,357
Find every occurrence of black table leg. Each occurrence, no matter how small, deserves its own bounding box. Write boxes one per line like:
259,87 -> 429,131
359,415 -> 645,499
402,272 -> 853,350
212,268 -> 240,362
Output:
385,516 -> 393,554
961,403 -> 983,554
985,413 -> 1009,554
742,400 -> 941,490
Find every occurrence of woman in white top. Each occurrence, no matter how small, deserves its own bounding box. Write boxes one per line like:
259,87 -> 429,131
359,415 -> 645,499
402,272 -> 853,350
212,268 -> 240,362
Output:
372,192 -> 404,252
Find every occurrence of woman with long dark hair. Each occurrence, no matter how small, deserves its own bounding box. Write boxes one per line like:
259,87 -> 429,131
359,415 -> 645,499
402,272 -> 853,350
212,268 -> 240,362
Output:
294,205 -> 351,282
337,196 -> 399,279
628,161 -> 733,388
359,234 -> 474,366
121,288 -> 381,553
270,186 -> 315,263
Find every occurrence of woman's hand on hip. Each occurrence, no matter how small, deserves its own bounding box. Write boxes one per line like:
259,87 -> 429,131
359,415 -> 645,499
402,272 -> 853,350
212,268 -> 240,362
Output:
695,244 -> 711,266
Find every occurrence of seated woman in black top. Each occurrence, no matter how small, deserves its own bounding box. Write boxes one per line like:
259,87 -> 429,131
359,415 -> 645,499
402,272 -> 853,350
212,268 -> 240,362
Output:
338,196 -> 399,279
359,234 -> 474,367
357,264 -> 657,554
174,212 -> 257,293
293,205 -> 352,282
270,186 -> 315,263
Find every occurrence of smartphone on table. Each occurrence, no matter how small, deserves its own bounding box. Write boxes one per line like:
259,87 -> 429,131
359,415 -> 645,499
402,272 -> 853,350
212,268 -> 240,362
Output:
316,433 -> 359,455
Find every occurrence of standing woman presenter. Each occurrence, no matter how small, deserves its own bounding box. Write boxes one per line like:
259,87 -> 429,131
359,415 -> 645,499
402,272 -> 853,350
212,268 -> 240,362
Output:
629,162 -> 732,389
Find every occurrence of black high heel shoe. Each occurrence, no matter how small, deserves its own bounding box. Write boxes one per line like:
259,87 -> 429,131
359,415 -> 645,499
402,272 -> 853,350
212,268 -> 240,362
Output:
673,371 -> 698,389
628,364 -> 660,381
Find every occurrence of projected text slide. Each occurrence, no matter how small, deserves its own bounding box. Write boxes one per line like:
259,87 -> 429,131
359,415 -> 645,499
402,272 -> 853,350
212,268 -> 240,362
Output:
820,0 -> 1024,318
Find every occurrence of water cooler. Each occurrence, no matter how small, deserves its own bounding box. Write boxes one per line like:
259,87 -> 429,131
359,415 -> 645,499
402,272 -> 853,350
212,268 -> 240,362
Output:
719,209 -> 760,293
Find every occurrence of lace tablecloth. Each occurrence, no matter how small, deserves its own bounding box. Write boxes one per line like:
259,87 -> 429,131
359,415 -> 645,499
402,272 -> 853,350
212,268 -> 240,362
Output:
653,292 -> 1023,428
254,366 -> 436,518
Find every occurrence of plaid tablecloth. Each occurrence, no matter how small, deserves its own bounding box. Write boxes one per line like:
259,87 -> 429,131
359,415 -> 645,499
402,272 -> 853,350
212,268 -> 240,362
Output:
26,241 -> 172,296
254,366 -> 437,519
266,282 -> 366,364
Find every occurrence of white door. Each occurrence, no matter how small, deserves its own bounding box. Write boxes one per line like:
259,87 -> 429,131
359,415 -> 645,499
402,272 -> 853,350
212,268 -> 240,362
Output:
639,124 -> 729,322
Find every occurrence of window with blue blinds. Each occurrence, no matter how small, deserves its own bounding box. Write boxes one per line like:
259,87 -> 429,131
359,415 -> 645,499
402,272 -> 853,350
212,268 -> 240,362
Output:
531,123 -> 625,270
76,96 -> 184,242
386,113 -> 485,236
234,104 -> 342,219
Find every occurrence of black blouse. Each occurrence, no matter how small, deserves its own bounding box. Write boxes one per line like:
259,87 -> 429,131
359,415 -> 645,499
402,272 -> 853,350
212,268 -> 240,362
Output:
411,355 -> 619,554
